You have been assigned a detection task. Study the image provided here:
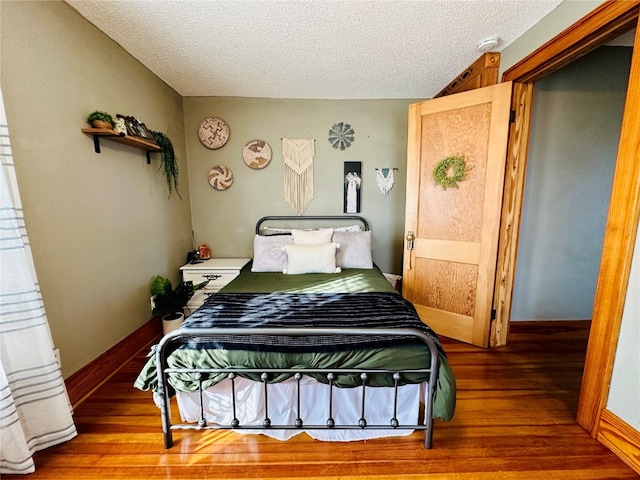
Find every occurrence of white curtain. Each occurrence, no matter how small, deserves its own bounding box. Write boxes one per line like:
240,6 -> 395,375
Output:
0,87 -> 77,474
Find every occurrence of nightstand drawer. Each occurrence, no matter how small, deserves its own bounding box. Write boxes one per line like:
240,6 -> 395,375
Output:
180,258 -> 250,312
186,290 -> 216,312
182,270 -> 239,289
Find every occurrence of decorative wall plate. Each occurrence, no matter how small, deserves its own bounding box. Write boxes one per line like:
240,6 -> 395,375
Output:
328,122 -> 355,150
198,117 -> 230,149
207,165 -> 234,190
242,139 -> 272,169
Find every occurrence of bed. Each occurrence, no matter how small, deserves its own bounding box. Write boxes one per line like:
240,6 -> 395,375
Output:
135,216 -> 456,448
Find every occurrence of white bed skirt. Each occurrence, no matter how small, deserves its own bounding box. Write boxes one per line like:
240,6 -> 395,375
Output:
175,376 -> 425,441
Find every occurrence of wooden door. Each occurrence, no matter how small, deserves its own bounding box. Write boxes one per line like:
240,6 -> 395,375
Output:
403,82 -> 512,347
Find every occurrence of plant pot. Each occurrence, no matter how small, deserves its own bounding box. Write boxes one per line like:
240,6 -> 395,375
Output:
91,119 -> 113,129
162,312 -> 185,335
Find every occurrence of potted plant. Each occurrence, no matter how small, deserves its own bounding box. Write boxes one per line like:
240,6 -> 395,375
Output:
150,275 -> 208,334
86,110 -> 115,129
151,130 -> 182,200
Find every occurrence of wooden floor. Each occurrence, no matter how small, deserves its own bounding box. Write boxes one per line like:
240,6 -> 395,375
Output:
7,321 -> 637,479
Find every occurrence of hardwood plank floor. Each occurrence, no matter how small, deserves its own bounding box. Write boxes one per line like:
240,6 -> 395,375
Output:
6,321 -> 637,479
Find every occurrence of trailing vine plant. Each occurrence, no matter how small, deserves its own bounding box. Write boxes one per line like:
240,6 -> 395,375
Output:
432,154 -> 468,190
151,130 -> 182,200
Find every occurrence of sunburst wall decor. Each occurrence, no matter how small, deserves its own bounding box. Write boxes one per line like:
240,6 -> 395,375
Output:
328,122 -> 355,150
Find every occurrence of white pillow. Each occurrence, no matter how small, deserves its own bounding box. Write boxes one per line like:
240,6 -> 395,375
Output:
262,225 -> 361,235
291,228 -> 334,245
282,243 -> 341,274
332,231 -> 373,269
334,224 -> 362,232
251,235 -> 293,272
261,227 -> 292,236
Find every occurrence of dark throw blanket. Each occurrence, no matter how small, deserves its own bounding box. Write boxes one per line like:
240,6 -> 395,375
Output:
180,291 -> 443,354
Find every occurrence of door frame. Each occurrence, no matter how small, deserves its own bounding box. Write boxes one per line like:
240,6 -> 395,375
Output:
496,0 -> 640,446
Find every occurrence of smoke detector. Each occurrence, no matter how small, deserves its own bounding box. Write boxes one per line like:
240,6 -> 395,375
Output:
477,36 -> 500,53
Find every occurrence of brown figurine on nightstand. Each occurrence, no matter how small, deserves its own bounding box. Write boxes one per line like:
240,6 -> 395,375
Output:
198,243 -> 211,260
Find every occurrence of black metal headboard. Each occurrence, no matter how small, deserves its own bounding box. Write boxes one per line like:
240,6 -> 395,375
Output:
255,215 -> 370,234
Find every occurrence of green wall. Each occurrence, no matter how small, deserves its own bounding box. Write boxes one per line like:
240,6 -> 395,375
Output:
511,46 -> 632,320
4,0 -> 633,394
0,0 -> 414,379
499,0 -> 606,76
500,0 -> 639,436
608,214 -> 640,430
184,97 -> 413,274
1,1 -> 192,377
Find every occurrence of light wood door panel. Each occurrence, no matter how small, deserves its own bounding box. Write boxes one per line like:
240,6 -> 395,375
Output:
403,82 -> 512,347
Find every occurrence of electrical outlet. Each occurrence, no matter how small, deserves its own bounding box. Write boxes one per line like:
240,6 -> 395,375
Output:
53,348 -> 61,369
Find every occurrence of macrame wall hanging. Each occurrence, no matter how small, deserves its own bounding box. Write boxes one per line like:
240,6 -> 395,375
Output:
375,167 -> 397,195
282,137 -> 315,215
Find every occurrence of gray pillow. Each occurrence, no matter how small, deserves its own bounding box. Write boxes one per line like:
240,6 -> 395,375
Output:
251,235 -> 293,272
332,231 -> 373,269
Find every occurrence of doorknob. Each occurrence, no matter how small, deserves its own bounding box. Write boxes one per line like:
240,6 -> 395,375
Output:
406,231 -> 415,270
406,231 -> 415,251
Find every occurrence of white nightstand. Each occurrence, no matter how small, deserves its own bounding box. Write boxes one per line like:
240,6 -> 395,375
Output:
180,258 -> 250,312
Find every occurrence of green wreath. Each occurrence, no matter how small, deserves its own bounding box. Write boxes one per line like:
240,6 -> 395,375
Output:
432,154 -> 467,190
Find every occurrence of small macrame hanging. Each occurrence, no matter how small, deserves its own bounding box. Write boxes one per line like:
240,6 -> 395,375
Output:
282,137 -> 315,215
376,168 -> 396,195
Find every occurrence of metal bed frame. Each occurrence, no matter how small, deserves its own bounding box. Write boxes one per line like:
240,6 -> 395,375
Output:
156,327 -> 439,449
255,215 -> 370,233
153,215 -> 440,449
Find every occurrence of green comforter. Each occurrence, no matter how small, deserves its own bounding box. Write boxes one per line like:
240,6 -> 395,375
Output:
134,264 -> 456,421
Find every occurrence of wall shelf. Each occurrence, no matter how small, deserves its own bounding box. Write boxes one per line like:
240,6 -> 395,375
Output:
81,127 -> 162,164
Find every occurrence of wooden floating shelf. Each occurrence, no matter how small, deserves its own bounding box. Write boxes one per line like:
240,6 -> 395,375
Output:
81,127 -> 162,164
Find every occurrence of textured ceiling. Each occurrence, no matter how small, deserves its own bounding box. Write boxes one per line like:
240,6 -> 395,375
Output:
66,0 -> 564,99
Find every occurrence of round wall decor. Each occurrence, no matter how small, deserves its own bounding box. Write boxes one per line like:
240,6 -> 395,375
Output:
242,139 -> 272,169
198,117 -> 230,149
208,165 -> 234,190
328,122 -> 355,150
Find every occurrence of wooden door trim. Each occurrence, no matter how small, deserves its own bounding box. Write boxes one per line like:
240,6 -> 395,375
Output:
580,22 -> 640,435
491,82 -> 534,347
503,1 -> 640,83
435,52 -> 500,98
402,102 -> 421,301
496,0 -> 640,450
598,409 -> 640,475
474,82 -> 513,346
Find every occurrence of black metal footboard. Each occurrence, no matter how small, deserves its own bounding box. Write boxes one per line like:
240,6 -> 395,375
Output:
155,327 -> 439,449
